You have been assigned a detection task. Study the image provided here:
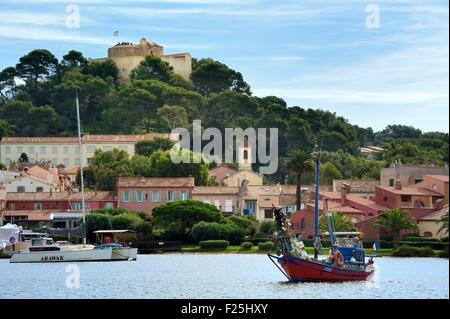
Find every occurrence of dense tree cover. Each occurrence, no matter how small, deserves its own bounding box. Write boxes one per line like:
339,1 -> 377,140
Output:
77,148 -> 212,190
83,208 -> 152,242
1,49 -> 447,182
134,137 -> 174,157
284,150 -> 315,210
152,200 -> 223,242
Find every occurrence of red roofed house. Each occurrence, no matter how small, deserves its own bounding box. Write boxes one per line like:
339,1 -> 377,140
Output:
117,177 -> 195,217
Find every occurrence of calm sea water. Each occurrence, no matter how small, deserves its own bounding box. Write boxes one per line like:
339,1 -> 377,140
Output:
0,254 -> 448,299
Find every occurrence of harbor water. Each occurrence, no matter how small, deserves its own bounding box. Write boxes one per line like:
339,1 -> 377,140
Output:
0,254 -> 448,299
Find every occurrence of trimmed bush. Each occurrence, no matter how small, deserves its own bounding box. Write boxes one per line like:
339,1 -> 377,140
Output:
240,242 -> 254,250
401,236 -> 441,242
393,246 -> 435,257
398,241 -> 449,250
439,247 -> 449,258
253,231 -> 269,239
246,238 -> 273,246
259,221 -> 276,235
199,240 -> 229,249
192,222 -> 245,245
258,241 -> 275,251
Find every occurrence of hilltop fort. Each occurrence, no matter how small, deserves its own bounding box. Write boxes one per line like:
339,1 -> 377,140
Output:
93,37 -> 192,83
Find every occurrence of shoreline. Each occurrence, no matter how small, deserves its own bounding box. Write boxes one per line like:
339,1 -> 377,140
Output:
180,245 -> 447,258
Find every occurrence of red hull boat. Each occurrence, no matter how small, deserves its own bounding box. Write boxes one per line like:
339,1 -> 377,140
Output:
270,254 -> 375,282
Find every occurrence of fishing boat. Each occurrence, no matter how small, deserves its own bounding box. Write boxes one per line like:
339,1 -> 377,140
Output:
268,146 -> 376,282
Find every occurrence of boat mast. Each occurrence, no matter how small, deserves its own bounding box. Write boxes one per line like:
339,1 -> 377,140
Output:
313,144 -> 320,260
75,90 -> 87,246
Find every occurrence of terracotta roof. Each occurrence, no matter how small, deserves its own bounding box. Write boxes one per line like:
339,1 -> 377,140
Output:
6,191 -> 116,201
320,191 -> 342,200
333,179 -> 379,193
257,195 -> 279,208
163,53 -> 190,58
424,175 -> 449,182
27,166 -> 60,184
117,177 -> 195,188
279,194 -> 296,205
306,201 -> 364,214
209,165 -> 237,184
192,186 -> 239,195
418,206 -> 449,221
376,185 -> 445,196
63,167 -> 79,175
1,137 -> 78,143
4,210 -> 53,221
1,133 -> 171,144
346,194 -> 388,211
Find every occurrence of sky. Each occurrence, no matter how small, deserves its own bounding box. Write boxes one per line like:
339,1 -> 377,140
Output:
0,0 -> 448,133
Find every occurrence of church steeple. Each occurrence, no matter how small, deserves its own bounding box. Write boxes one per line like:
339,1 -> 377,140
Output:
238,137 -> 252,171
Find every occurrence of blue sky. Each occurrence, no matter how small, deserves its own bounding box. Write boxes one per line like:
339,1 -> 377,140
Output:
0,0 -> 448,132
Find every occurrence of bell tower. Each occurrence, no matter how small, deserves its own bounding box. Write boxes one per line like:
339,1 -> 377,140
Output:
238,137 -> 252,171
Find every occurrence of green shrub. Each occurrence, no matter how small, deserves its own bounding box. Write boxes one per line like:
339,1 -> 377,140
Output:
199,240 -> 229,249
438,246 -> 449,258
398,241 -> 449,250
441,237 -> 449,242
401,236 -> 440,242
393,246 -> 435,257
240,242 -> 254,250
227,216 -> 257,236
258,241 -> 275,251
192,222 -> 245,245
254,232 -> 269,239
259,221 -> 276,235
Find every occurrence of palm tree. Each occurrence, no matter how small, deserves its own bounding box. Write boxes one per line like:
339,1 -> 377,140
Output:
319,212 -> 355,233
437,207 -> 449,236
374,208 -> 419,248
285,150 -> 314,211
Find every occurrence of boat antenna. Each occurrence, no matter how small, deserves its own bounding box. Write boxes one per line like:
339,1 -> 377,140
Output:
312,141 -> 321,260
75,89 -> 87,246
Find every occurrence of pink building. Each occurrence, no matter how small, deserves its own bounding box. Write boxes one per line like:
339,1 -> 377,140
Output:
117,177 -> 195,216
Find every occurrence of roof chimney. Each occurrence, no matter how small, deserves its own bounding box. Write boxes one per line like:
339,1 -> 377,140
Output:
407,175 -> 415,186
340,183 -> 349,206
394,179 -> 402,190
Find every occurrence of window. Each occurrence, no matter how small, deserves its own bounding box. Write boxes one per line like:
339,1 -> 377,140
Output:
28,146 -> 35,153
180,191 -> 189,200
52,146 -> 58,154
224,200 -> 233,213
74,146 -> 80,154
17,186 -> 25,192
151,191 -> 161,202
36,187 -> 44,192
122,191 -> 132,202
40,146 -> 46,154
214,200 -> 221,210
8,203 -> 15,210
389,179 -> 394,187
52,158 -> 58,165
401,195 -> 412,202
34,202 -> 43,210
243,150 -> 248,160
264,209 -> 273,219
423,231 -> 433,238
17,146 -> 23,153
6,158 -> 11,165
105,202 -> 114,209
135,191 -> 144,202
87,146 -> 96,153
75,158 -> 80,165
415,179 -> 423,184
103,146 -> 112,151
64,146 -> 69,154
64,158 -> 70,166
383,196 -> 388,202
71,202 -> 88,210
167,191 -> 176,201
119,146 -> 128,152
5,146 -> 11,154
300,218 -> 305,230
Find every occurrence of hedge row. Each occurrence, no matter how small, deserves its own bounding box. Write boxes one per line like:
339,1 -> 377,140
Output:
199,240 -> 229,249
400,237 -> 442,242
240,242 -> 253,250
258,241 -> 275,251
393,246 -> 435,257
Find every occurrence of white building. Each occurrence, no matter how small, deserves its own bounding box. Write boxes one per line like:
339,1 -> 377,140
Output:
0,171 -> 56,193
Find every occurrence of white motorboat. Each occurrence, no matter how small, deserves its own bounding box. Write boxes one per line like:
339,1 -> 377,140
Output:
94,230 -> 138,261
9,237 -> 113,263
